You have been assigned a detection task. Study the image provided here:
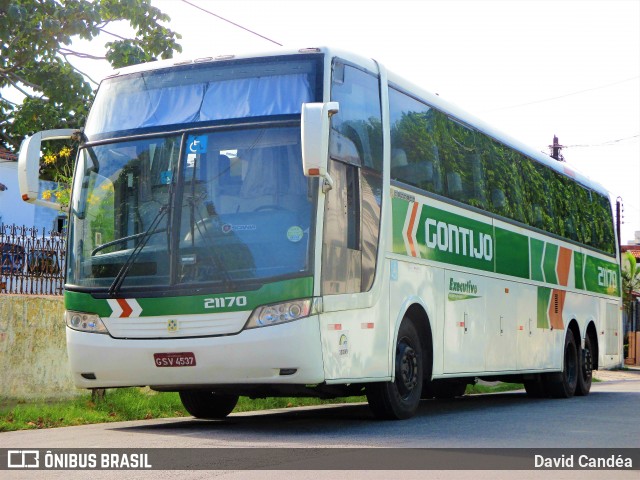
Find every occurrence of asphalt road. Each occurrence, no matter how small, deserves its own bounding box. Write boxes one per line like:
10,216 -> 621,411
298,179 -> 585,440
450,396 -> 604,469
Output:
1,376 -> 639,480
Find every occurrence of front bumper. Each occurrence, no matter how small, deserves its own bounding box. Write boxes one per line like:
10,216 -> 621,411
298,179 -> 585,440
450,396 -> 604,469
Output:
67,315 -> 325,389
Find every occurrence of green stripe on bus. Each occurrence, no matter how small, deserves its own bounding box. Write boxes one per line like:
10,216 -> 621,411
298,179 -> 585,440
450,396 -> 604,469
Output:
64,276 -> 314,317
495,227 -> 529,279
583,255 -> 620,296
543,243 -> 559,285
530,238 -> 544,282
574,251 -> 585,290
391,196 -> 410,254
537,287 -> 551,329
390,193 -> 620,298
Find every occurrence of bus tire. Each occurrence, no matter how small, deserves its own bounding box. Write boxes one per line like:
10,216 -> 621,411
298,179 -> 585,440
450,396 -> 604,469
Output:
179,391 -> 239,419
547,330 -> 578,398
366,320 -> 423,420
575,334 -> 594,396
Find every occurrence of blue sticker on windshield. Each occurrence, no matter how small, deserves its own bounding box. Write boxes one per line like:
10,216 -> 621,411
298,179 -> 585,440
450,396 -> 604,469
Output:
161,171 -> 173,184
187,135 -> 208,154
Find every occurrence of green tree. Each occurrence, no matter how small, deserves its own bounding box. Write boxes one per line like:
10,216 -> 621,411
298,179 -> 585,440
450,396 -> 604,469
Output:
622,251 -> 640,315
0,0 -> 182,153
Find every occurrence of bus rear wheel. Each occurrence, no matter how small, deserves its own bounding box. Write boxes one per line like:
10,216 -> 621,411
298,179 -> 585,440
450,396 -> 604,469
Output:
575,334 -> 594,396
179,391 -> 239,419
547,330 -> 578,398
366,320 -> 423,420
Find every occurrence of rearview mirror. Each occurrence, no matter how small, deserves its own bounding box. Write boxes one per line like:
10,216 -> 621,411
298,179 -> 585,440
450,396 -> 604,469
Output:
301,102 -> 339,191
18,129 -> 76,211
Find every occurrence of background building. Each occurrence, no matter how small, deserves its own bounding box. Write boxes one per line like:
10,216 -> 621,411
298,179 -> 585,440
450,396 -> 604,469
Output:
0,151 -> 63,232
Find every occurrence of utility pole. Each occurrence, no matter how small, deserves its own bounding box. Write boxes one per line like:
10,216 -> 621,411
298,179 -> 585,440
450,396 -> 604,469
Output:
549,135 -> 564,161
616,196 -> 624,252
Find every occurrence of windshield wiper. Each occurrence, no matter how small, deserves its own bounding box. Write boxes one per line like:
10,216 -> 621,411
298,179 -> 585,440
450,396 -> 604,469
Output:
185,196 -> 236,290
107,205 -> 169,297
91,228 -> 167,256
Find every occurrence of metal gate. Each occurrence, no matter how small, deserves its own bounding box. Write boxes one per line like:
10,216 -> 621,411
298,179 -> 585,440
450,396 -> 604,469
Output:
1,224 -> 66,295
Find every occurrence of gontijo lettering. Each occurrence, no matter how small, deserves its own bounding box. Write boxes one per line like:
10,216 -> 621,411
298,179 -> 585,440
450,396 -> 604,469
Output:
425,218 -> 493,261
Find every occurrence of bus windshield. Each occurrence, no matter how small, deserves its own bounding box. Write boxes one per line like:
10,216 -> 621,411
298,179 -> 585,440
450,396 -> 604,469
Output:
67,126 -> 316,293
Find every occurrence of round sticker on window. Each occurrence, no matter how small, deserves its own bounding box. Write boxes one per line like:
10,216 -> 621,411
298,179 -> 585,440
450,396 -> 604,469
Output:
287,226 -> 304,243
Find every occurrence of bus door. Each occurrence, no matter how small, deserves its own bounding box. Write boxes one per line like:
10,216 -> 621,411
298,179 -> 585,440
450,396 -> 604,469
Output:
318,59 -> 385,380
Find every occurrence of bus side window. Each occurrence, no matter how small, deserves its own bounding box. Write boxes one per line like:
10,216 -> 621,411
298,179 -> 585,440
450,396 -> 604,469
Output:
389,88 -> 444,194
469,153 -> 487,208
330,62 -> 382,171
436,115 -> 479,206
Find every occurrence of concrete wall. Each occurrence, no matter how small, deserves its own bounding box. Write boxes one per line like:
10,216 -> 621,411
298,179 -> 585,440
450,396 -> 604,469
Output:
0,294 -> 78,399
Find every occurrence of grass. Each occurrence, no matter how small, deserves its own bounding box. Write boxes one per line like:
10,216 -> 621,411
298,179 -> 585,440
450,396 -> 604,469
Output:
0,381 -> 524,432
0,389 -> 367,432
0,389 -> 188,432
465,382 -> 524,394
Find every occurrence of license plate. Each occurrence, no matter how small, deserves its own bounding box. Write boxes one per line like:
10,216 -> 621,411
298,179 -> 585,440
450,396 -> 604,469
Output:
153,352 -> 196,367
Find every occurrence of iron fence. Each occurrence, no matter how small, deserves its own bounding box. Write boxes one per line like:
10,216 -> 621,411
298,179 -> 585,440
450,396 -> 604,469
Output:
0,224 -> 66,295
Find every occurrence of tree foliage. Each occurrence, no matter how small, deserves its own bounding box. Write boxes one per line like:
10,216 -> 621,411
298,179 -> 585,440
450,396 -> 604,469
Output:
0,0 -> 182,152
622,251 -> 640,314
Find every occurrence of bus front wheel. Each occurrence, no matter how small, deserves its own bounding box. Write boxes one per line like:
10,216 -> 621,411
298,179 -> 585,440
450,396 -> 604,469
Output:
366,320 -> 423,420
179,391 -> 239,419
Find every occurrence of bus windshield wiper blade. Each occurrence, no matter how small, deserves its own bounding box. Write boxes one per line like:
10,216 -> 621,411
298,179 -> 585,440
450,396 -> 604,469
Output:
107,205 -> 169,297
91,228 -> 166,256
185,196 -> 236,290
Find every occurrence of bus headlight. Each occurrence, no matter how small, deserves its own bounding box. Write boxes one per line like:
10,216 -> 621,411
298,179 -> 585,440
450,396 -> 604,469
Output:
245,299 -> 312,329
65,311 -> 109,334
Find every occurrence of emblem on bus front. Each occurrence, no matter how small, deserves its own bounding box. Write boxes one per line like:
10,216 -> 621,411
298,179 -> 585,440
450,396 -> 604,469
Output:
167,319 -> 178,332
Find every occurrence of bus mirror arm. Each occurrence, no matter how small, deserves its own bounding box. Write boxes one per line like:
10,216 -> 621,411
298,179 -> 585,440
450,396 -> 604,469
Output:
321,171 -> 334,194
301,102 -> 339,193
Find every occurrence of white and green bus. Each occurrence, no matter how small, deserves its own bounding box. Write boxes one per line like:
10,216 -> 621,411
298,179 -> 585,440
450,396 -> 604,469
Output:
19,47 -> 622,420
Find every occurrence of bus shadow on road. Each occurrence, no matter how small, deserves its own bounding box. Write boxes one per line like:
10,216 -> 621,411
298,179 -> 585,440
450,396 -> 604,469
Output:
100,386 -> 640,448
106,388 -> 639,439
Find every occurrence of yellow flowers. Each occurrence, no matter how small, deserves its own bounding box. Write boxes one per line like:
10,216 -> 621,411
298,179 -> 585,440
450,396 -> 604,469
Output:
40,144 -> 74,208
87,193 -> 101,206
42,146 -> 72,166
100,182 -> 114,192
59,146 -> 72,158
43,153 -> 57,165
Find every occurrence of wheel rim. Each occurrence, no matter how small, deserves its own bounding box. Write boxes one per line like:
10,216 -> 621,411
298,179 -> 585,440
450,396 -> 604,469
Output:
396,339 -> 419,399
582,345 -> 592,379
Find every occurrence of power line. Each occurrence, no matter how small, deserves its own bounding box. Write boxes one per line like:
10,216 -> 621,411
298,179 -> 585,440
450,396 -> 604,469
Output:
485,75 -> 640,113
563,134 -> 640,148
180,0 -> 283,47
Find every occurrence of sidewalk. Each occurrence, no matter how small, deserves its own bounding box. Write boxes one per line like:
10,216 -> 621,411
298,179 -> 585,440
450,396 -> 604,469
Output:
593,365 -> 640,381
